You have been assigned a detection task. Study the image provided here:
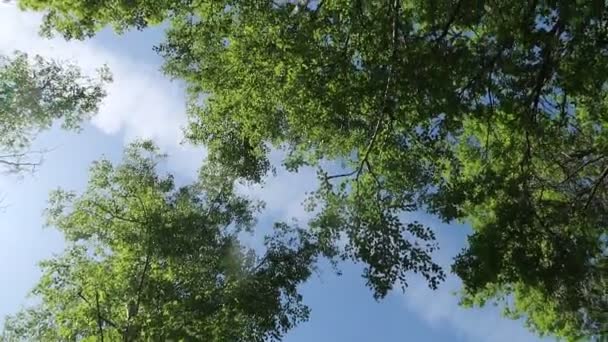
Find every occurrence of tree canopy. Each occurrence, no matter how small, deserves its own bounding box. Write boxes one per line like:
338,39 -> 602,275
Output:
2,141 -> 325,341
0,51 -> 110,173
16,0 -> 608,339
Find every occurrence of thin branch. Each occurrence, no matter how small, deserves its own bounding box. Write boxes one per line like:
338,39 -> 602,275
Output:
133,253 -> 151,319
95,291 -> 105,342
560,155 -> 606,184
312,0 -> 324,14
325,170 -> 357,181
326,0 -> 399,185
90,201 -> 145,225
0,148 -> 58,174
457,45 -> 504,100
132,192 -> 150,220
438,0 -> 465,41
0,159 -> 40,168
530,20 -> 564,115
357,116 -> 385,180
0,151 -> 30,159
253,253 -> 270,273
561,148 -> 596,160
356,0 -> 400,180
518,130 -> 534,196
77,291 -> 120,330
121,185 -> 151,221
364,159 -> 383,188
205,188 -> 226,218
483,81 -> 495,161
584,164 -> 608,211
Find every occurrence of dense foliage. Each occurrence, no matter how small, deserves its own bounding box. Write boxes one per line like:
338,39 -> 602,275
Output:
16,0 -> 608,339
2,141 -> 324,341
0,51 -> 110,173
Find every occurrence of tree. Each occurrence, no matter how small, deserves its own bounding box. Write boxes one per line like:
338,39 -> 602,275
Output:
2,141 -> 326,341
19,0 -> 608,339
0,51 -> 110,173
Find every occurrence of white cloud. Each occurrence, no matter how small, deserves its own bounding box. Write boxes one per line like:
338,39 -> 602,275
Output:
0,4 -> 203,177
403,276 -> 538,342
239,152 -> 319,223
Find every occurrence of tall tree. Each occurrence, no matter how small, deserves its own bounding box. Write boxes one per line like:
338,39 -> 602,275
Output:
2,141 -> 325,341
0,51 -> 110,173
19,0 -> 608,338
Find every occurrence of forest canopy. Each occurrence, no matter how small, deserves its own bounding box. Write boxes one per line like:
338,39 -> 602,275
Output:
0,51 -> 110,173
5,0 -> 608,340
3,141 -> 327,341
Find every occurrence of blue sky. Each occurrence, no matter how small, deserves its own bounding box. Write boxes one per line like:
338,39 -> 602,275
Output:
0,5 -> 542,341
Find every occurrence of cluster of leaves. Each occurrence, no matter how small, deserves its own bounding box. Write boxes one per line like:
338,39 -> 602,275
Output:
0,51 -> 110,173
160,0 -> 449,299
14,0 -> 608,339
2,141 -> 328,341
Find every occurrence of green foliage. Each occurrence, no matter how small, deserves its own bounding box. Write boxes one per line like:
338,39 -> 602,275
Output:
19,0 -> 608,339
0,51 -> 110,172
2,141 -> 324,341
17,0 -> 183,39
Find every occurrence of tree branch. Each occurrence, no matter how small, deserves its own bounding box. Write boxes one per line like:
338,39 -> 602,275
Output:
583,164 -> 608,211
530,19 -> 564,115
560,155 -> 606,184
438,0 -> 465,41
356,0 -> 400,180
77,290 -> 120,330
133,253 -> 151,319
325,170 -> 357,181
325,0 -> 400,185
90,201 -> 145,225
253,253 -> 270,273
95,291 -> 105,342
357,116 -> 384,180
0,158 -> 41,171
